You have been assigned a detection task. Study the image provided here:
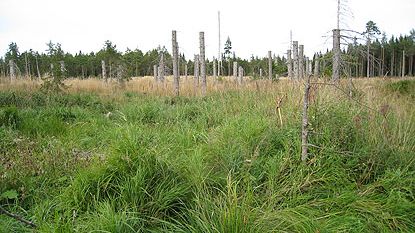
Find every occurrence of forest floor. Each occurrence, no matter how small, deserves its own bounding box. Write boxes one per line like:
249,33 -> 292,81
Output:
1,77 -> 415,232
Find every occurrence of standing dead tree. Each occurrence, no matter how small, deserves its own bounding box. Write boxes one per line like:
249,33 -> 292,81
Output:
293,41 -> 299,79
233,61 -> 238,81
314,54 -> 320,78
268,51 -> 273,80
9,60 -> 16,81
213,58 -> 217,81
299,45 -> 304,79
194,54 -> 199,93
287,49 -> 293,79
158,53 -> 165,82
333,29 -> 341,81
200,32 -> 207,96
238,66 -> 243,85
101,60 -> 107,81
172,30 -> 180,96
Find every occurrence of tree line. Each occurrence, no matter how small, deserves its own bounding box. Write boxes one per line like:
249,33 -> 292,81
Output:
0,25 -> 414,80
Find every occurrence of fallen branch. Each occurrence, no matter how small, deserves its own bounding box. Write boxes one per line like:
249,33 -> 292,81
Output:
0,206 -> 37,228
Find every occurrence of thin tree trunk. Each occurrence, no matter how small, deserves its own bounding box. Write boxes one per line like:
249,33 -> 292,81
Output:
391,50 -> 395,76
314,55 -> 320,78
199,32 -> 207,96
9,60 -> 15,81
35,56 -> 41,80
287,49 -> 293,79
366,38 -> 370,78
268,51 -> 272,80
299,45 -> 304,79
153,65 -> 158,82
402,50 -> 405,77
293,41 -> 299,79
194,54 -> 199,93
333,29 -> 341,80
233,61 -> 238,81
172,30 -> 180,96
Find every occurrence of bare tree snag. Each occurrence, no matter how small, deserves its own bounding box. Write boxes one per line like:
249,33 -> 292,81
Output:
233,61 -> 238,81
287,49 -> 293,79
293,41 -> 299,79
9,60 -> 16,81
299,45 -> 304,79
200,32 -> 207,96
305,58 -> 310,77
159,53 -> 165,82
213,58 -> 217,80
333,29 -> 341,81
185,63 -> 188,80
301,74 -> 311,162
101,60 -> 107,81
402,50 -> 406,77
259,68 -> 263,78
238,66 -> 243,85
268,51 -> 273,80
314,55 -> 320,78
172,30 -> 180,96
194,54 -> 199,93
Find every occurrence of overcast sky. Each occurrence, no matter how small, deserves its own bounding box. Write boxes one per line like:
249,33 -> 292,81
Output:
0,0 -> 414,59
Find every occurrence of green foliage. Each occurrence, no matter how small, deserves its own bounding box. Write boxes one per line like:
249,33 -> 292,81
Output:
0,106 -> 21,128
1,84 -> 415,232
386,80 -> 415,97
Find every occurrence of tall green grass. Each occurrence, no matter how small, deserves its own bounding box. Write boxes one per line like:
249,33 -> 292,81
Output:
1,79 -> 414,232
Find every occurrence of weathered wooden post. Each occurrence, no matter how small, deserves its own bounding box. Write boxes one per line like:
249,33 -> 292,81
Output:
200,32 -> 207,96
9,60 -> 15,81
158,53 -> 164,82
314,55 -> 320,78
299,45 -> 304,79
153,65 -> 158,82
293,41 -> 299,79
233,61 -> 238,81
332,29 -> 341,81
172,30 -> 180,96
287,49 -> 293,79
268,51 -> 272,80
238,66 -> 243,85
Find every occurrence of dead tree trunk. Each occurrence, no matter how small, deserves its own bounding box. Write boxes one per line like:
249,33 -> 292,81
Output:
213,58 -> 217,80
391,50 -> 395,77
238,66 -> 243,85
305,58 -> 310,77
233,61 -> 238,81
402,50 -> 406,77
301,74 -> 311,162
333,29 -> 341,81
287,49 -> 293,79
153,65 -> 158,82
194,54 -> 199,92
366,38 -> 370,78
200,32 -> 207,96
60,61 -> 65,76
293,41 -> 299,79
259,68 -> 263,78
159,53 -> 165,82
9,60 -> 16,81
101,60 -> 107,81
299,45 -> 304,79
314,55 -> 320,78
172,30 -> 180,96
24,53 -> 29,78
268,51 -> 273,80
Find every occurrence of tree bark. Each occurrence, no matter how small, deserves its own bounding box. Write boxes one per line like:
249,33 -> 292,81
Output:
333,29 -> 341,80
402,50 -> 405,77
233,61 -> 238,81
199,32 -> 207,96
299,45 -> 304,79
268,51 -> 272,80
293,41 -> 299,79
172,30 -> 180,96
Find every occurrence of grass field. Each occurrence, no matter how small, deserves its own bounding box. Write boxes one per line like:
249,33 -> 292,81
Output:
1,77 -> 415,232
